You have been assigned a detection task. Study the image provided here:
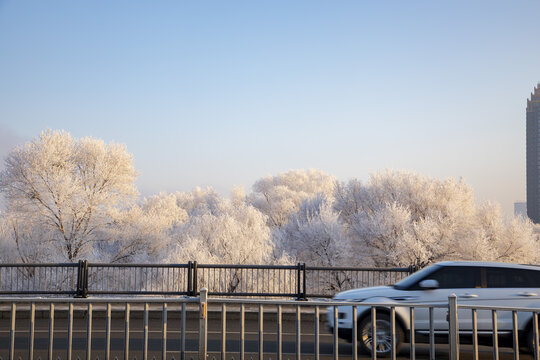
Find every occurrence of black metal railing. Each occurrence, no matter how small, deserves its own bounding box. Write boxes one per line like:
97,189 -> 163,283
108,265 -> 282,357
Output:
0,263 -> 80,296
305,265 -> 414,297
195,263 -> 306,298
86,262 -> 193,296
0,261 -> 414,298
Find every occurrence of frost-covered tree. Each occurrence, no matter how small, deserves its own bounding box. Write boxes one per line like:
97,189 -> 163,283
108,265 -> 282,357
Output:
335,170 -> 477,229
174,187 -> 223,217
275,194 -> 350,266
0,212 -> 20,262
345,201 -> 460,268
249,169 -> 336,227
167,188 -> 272,264
0,130 -> 138,262
95,193 -> 188,263
274,195 -> 354,293
465,203 -> 539,263
1,135 -> 536,273
0,211 -> 59,262
334,170 -> 538,268
165,188 -> 275,293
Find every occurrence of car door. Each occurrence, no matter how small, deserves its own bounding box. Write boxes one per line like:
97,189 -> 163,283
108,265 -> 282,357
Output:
411,265 -> 482,332
470,267 -> 540,331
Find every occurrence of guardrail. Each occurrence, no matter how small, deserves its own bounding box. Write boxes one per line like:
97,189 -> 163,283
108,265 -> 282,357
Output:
0,263 -> 80,296
86,263 -> 193,297
0,262 -> 414,298
0,292 -> 538,360
305,265 -> 412,298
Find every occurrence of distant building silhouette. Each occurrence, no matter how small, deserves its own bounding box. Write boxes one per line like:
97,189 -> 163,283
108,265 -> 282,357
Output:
527,84 -> 540,223
514,201 -> 527,218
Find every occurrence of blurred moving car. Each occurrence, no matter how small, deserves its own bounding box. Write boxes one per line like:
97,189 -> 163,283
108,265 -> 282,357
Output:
327,261 -> 540,357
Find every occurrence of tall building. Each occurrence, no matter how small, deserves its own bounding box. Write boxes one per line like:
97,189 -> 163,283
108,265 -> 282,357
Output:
527,84 -> 540,223
514,201 -> 527,218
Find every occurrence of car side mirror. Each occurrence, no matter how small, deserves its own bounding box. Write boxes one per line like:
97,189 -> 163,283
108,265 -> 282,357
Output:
419,279 -> 439,289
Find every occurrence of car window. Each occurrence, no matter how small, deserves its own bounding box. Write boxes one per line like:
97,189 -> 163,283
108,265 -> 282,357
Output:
401,265 -> 482,290
393,264 -> 440,290
485,267 -> 540,288
424,266 -> 482,289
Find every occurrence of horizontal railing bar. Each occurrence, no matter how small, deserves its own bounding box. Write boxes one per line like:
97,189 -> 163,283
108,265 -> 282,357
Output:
206,292 -> 299,297
305,293 -> 334,298
0,291 -> 77,295
2,297 -> 537,313
0,296 -> 450,308
206,298 -> 451,308
0,263 -> 411,271
197,264 -> 299,269
306,266 -> 411,271
0,262 -> 413,272
0,263 -> 410,272
458,304 -> 540,312
87,263 -> 190,268
88,291 -> 190,295
0,297 -> 200,303
0,263 -> 78,267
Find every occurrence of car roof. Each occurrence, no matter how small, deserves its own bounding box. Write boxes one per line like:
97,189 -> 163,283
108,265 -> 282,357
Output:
435,261 -> 539,271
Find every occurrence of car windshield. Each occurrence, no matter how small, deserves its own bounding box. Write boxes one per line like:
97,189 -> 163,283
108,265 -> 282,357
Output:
393,264 -> 440,290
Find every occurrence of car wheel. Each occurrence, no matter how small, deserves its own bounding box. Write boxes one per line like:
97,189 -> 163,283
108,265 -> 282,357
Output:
358,313 -> 404,358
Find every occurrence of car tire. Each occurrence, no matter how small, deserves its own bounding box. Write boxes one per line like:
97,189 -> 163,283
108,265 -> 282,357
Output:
357,312 -> 404,358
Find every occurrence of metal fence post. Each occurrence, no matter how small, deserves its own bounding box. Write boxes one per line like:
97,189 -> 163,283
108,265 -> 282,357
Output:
182,303 -> 187,360
86,303 -> 92,360
241,303 -> 245,360
76,260 -> 84,297
83,260 -> 88,297
533,312 -> 539,360
429,307 -> 435,360
492,310 -> 499,360
49,303 -> 55,360
448,294 -> 459,360
75,260 -> 89,298
199,288 -> 208,360
296,305 -> 302,360
124,303 -> 130,360
296,263 -> 307,300
106,303 -> 111,360
390,306 -> 396,360
28,302 -> 35,360
371,307 -> 376,360
302,263 -> 307,300
188,261 -> 193,296
67,303 -> 73,360
193,261 -> 199,295
143,303 -> 149,360
259,304 -> 264,360
277,304 -> 282,360
297,263 -> 301,299
163,303 -> 168,360
9,303 -> 15,360
221,303 -> 227,360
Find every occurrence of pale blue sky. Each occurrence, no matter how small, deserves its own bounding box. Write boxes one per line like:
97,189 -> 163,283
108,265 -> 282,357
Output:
0,0 -> 539,215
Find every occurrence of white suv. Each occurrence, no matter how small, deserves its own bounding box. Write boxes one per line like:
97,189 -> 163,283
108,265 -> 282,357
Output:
327,261 -> 540,356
